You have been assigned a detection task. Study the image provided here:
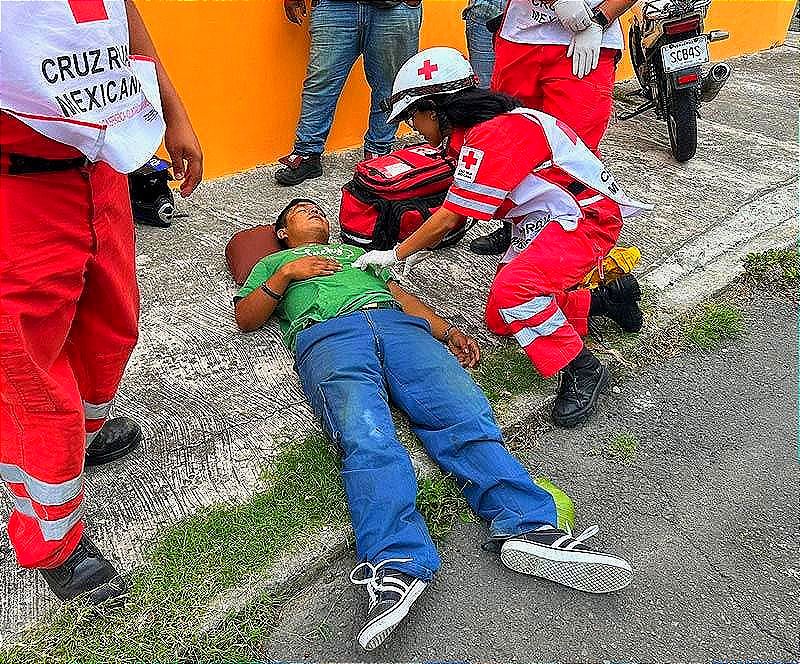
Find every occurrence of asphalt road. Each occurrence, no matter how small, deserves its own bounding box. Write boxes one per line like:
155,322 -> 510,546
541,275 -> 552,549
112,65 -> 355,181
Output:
257,285 -> 799,663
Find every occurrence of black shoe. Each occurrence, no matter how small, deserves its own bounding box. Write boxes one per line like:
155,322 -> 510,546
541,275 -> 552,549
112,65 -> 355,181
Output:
85,417 -> 142,468
275,153 -> 322,186
39,536 -> 129,605
500,524 -> 632,593
590,274 -> 643,333
551,348 -> 609,428
469,221 -> 511,255
350,559 -> 428,651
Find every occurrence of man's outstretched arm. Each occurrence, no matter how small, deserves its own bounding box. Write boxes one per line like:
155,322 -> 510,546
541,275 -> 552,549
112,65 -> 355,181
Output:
388,282 -> 480,368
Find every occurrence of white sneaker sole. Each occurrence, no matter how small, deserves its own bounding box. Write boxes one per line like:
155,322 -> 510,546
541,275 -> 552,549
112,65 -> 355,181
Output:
357,579 -> 427,651
500,540 -> 633,594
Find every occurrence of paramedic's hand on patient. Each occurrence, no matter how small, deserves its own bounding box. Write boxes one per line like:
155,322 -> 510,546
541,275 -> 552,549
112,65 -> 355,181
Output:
281,256 -> 341,281
553,0 -> 593,32
352,248 -> 399,271
567,22 -> 603,78
447,329 -> 481,368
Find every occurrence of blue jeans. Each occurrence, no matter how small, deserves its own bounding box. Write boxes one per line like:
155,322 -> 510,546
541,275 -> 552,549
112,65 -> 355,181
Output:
293,0 -> 421,156
464,2 -> 503,89
295,308 -> 557,581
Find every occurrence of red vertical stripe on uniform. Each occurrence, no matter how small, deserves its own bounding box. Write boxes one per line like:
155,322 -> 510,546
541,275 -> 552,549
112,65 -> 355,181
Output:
67,0 -> 108,23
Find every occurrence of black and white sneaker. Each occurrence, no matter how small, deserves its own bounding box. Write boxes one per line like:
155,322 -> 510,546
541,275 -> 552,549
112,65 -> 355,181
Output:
350,558 -> 428,651
500,524 -> 633,594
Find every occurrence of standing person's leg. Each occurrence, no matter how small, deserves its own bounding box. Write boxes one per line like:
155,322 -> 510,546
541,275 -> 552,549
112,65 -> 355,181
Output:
65,162 -> 141,467
276,0 -> 362,185
294,314 -> 439,581
362,1 -> 421,157
464,4 -> 500,89
539,46 -> 616,154
376,310 -> 559,536
0,166 -> 125,605
484,215 -> 620,426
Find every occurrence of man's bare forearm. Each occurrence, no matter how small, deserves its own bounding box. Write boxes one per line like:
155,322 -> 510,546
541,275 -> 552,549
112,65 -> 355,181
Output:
125,0 -> 190,127
597,0 -> 638,22
388,282 -> 453,340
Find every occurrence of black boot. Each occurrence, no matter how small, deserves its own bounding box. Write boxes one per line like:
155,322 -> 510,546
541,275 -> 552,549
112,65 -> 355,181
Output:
275,153 -> 322,186
589,274 -> 643,333
39,536 -> 128,605
469,221 -> 511,255
552,348 -> 610,428
85,417 -> 142,468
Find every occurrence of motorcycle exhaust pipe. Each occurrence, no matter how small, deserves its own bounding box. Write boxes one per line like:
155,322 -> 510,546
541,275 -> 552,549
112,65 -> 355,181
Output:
700,63 -> 731,103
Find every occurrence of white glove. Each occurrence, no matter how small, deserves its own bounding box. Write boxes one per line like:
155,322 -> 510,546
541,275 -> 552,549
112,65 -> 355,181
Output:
352,248 -> 399,270
401,250 -> 432,279
553,0 -> 593,32
567,22 -> 602,79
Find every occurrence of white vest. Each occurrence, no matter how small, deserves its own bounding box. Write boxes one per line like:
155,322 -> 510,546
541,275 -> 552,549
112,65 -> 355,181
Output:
501,108 -> 651,262
500,0 -> 624,50
0,0 -> 166,173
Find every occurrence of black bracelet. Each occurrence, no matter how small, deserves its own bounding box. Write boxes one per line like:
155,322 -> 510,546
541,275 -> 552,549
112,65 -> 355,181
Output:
260,283 -> 283,302
442,323 -> 457,343
592,7 -> 611,28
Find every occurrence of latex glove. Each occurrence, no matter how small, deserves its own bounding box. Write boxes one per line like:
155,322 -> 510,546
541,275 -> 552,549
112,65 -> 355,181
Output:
401,250 -> 432,279
553,0 -> 593,32
352,248 -> 399,271
567,22 -> 603,79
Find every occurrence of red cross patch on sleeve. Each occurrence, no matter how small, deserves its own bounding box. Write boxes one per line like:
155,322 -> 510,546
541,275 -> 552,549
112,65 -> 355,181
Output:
455,146 -> 484,183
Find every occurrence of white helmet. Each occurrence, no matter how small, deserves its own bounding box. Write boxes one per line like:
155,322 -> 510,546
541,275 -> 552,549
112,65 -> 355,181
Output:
384,46 -> 478,124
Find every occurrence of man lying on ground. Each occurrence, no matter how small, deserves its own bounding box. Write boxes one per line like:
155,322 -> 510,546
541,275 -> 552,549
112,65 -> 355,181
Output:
233,198 -> 634,652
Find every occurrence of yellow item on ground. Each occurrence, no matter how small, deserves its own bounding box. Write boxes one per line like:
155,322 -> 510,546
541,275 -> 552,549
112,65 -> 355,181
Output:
581,246 -> 642,289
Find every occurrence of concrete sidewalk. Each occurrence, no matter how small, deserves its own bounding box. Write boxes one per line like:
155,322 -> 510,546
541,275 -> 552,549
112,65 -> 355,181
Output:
0,43 -> 797,641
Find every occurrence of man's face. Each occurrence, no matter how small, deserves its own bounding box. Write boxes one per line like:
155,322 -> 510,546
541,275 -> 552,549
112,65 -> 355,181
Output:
280,202 -> 330,246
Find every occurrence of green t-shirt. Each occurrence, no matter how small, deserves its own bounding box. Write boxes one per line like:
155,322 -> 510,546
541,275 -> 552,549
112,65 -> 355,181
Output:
236,243 -> 396,351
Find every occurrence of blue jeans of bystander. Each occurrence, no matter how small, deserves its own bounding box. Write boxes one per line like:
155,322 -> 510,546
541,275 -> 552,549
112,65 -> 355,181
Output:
463,0 -> 504,88
293,0 -> 421,156
295,308 -> 558,581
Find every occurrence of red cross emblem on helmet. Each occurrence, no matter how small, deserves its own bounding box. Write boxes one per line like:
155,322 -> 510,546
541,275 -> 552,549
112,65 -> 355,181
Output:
417,59 -> 439,81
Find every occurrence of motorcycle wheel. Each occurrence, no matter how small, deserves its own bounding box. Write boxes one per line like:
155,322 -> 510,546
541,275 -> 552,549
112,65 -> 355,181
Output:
628,22 -> 649,94
666,87 -> 698,162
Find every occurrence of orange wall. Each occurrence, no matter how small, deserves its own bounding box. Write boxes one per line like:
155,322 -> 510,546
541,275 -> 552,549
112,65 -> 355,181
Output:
136,0 -> 795,179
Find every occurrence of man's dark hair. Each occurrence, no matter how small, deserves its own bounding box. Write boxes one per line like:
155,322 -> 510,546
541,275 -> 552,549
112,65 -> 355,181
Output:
275,198 -> 318,234
410,88 -> 522,133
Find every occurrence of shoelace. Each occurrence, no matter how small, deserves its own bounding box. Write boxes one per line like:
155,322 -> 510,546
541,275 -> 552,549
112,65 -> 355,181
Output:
349,558 -> 412,609
481,524 -> 601,553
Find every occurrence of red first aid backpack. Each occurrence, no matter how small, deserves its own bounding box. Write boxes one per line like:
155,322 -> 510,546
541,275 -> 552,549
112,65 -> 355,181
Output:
339,144 -> 468,250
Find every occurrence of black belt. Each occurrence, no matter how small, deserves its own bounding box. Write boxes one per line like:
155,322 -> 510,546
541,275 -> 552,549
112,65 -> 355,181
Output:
1,153 -> 89,175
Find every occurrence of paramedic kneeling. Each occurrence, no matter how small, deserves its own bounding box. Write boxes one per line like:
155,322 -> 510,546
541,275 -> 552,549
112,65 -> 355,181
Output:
354,47 -> 651,428
234,198 -> 633,652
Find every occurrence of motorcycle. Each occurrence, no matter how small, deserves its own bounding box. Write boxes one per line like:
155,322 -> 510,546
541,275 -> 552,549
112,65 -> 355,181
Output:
622,0 -> 731,162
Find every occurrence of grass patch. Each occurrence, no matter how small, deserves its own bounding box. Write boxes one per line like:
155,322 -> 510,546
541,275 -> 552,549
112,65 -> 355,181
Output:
1,434 -> 348,664
473,343 -> 546,405
604,433 -> 638,462
416,473 -> 474,542
686,302 -> 744,350
743,247 -> 799,285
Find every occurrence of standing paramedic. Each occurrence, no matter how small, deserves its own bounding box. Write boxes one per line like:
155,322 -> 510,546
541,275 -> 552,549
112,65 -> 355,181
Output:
355,47 -> 650,428
470,0 -> 637,255
0,0 -> 202,605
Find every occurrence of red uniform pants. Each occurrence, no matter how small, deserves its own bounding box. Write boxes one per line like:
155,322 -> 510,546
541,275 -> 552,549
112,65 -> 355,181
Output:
491,38 -> 616,154
0,148 -> 139,569
485,202 -> 622,378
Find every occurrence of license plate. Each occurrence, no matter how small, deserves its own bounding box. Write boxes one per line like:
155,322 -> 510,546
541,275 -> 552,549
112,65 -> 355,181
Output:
661,36 -> 709,73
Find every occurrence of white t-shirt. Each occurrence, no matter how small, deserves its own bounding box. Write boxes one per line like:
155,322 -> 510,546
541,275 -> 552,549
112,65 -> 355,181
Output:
500,0 -> 625,50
